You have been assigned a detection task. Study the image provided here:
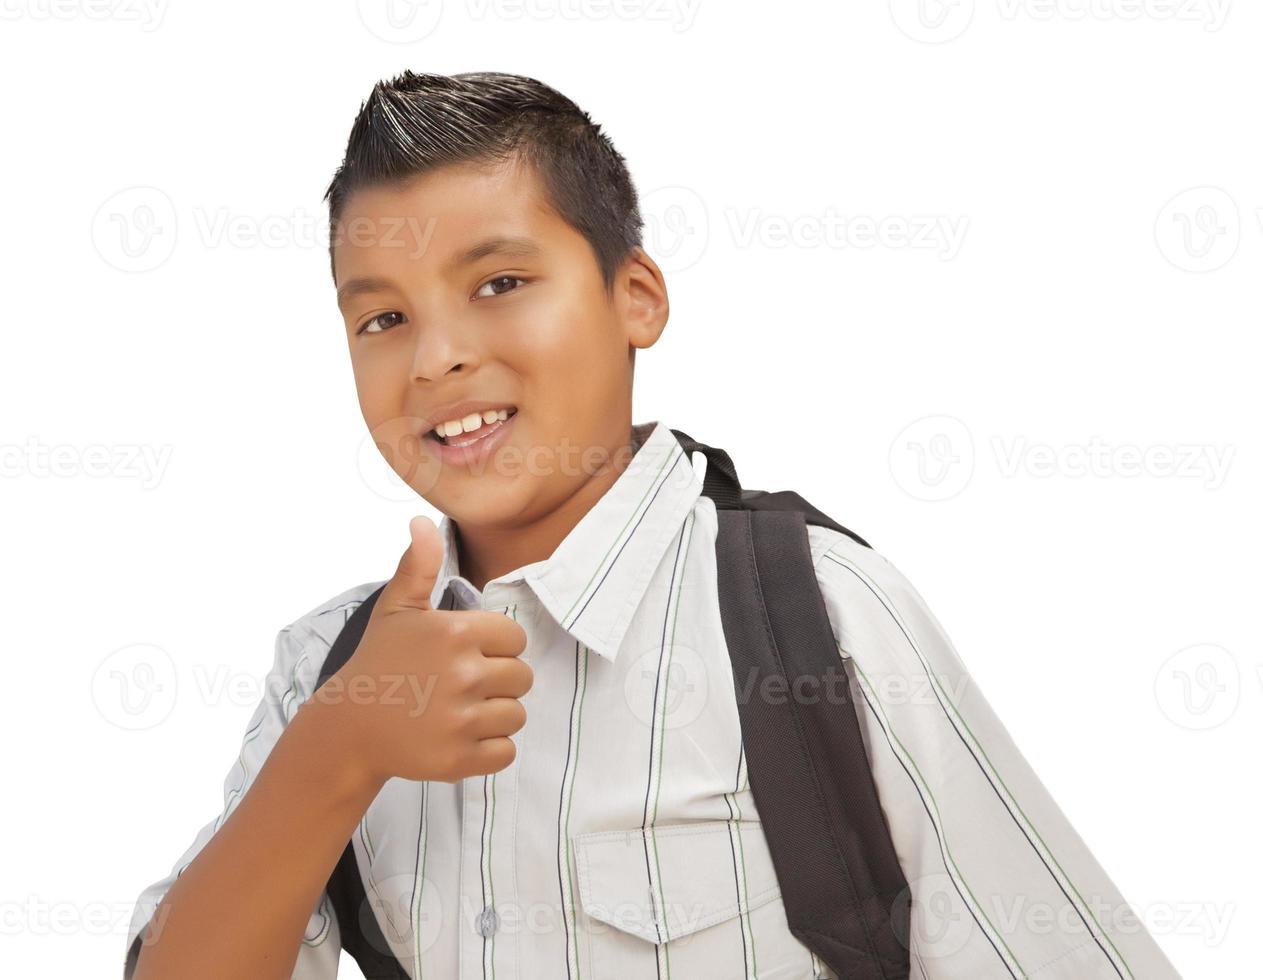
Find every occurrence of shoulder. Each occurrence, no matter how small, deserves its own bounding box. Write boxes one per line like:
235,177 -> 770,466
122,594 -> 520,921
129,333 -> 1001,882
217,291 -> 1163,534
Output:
279,577 -> 390,651
806,523 -> 955,663
807,522 -> 921,609
266,578 -> 389,709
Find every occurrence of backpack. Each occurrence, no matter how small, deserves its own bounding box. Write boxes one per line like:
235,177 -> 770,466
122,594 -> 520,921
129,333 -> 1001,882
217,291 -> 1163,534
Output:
316,428 -> 912,979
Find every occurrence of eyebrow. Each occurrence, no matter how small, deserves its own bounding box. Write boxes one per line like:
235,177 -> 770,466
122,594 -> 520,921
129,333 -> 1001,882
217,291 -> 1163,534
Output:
335,235 -> 543,310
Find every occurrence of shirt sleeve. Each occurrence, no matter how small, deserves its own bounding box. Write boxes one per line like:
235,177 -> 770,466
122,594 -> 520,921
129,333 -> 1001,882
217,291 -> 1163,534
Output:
809,527 -> 1183,980
121,621 -> 342,979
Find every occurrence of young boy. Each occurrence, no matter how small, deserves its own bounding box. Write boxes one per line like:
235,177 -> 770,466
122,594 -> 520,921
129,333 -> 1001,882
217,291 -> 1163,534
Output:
123,71 -> 1181,979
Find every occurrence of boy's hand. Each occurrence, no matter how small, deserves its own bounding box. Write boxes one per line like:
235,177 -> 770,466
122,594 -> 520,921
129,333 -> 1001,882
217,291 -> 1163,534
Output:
312,515 -> 532,785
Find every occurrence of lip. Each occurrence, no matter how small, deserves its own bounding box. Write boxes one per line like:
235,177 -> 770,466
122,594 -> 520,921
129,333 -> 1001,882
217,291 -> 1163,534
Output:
421,408 -> 518,470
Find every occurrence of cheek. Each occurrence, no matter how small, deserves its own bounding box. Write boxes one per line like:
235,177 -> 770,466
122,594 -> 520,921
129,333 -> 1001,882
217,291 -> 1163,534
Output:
510,300 -> 624,379
351,357 -> 408,433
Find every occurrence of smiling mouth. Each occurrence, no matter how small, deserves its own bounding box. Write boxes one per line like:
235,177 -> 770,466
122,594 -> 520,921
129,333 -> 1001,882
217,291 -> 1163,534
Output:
427,407 -> 519,447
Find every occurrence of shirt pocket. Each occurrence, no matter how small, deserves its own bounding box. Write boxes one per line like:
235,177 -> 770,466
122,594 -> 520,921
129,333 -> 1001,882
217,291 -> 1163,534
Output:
572,819 -> 821,979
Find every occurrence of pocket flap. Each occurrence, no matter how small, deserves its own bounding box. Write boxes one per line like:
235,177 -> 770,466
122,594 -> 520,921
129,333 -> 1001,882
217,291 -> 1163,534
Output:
572,819 -> 782,944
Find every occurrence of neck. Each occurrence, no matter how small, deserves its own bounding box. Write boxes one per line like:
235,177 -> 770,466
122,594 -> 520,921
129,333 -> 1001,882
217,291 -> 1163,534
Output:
455,425 -> 642,593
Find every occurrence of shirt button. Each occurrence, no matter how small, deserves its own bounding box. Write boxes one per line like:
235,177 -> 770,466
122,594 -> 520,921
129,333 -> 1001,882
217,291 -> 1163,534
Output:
476,905 -> 499,937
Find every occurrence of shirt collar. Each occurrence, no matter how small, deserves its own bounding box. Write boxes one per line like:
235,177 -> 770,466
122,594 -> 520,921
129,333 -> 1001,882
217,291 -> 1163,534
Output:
428,420 -> 703,664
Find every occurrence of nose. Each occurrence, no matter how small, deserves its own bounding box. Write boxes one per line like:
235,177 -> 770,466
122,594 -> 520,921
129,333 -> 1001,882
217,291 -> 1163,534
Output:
410,322 -> 480,382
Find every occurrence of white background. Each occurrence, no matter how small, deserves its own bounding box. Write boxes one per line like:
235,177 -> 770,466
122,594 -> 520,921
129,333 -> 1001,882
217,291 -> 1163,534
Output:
1,1 -> 1258,977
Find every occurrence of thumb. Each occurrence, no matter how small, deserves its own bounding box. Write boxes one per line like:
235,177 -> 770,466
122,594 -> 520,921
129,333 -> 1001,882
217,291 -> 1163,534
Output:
382,515 -> 445,613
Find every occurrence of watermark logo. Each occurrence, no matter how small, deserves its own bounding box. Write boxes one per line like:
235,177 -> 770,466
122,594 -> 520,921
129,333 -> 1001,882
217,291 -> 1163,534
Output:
642,185 -> 709,273
890,0 -> 976,43
1154,643 -> 1239,730
892,416 -> 1235,500
624,644 -> 710,731
91,643 -> 178,730
360,416 -> 439,502
356,0 -> 445,42
362,872 -> 443,955
889,414 -> 976,502
1155,186 -> 1240,273
91,186 -> 178,273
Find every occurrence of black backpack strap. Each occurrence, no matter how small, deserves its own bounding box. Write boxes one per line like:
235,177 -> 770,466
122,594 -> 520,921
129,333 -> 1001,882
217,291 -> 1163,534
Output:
314,583 -> 412,980
671,427 -> 873,549
714,507 -> 911,979
739,487 -> 873,550
669,427 -> 743,509
671,426 -> 910,978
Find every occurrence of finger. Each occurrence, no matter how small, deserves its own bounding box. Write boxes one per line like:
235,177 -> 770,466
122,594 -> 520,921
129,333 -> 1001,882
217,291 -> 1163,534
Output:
465,736 -> 517,775
467,698 -> 527,739
380,515 -> 444,613
478,657 -> 534,700
473,613 -> 530,658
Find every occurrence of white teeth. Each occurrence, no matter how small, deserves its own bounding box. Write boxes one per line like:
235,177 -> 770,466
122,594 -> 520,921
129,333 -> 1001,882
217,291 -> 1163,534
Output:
433,408 -> 512,441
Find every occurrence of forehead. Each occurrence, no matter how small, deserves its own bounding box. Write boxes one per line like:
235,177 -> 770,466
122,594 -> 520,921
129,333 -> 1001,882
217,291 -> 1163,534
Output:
332,158 -> 569,280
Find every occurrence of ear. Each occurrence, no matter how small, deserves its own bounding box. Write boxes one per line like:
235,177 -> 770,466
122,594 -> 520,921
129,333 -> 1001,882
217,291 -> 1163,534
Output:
617,246 -> 669,353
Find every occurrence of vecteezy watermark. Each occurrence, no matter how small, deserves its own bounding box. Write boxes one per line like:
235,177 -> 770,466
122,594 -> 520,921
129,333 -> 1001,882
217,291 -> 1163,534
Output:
993,0 -> 1230,30
890,0 -> 1231,42
452,894 -> 712,939
349,872 -> 444,957
1154,186 -> 1244,273
358,419 -> 700,501
91,187 -> 179,273
91,643 -> 179,731
623,643 -> 710,732
639,186 -> 967,271
903,876 -> 1236,959
355,0 -> 445,41
465,0 -> 702,30
0,894 -> 145,938
991,435 -> 1234,490
890,415 -> 1235,501
0,0 -> 169,30
354,0 -> 702,41
733,663 -> 973,710
902,873 -> 1235,957
91,187 -> 444,273
1154,642 -> 1240,730
889,415 -> 977,503
308,670 -> 439,718
0,437 -> 173,489
889,0 -> 977,43
91,642 -> 443,730
641,185 -> 710,274
726,208 -> 969,261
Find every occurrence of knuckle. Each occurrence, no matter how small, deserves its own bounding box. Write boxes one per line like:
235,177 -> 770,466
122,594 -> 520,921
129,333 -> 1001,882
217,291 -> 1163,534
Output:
448,655 -> 482,692
443,614 -> 473,643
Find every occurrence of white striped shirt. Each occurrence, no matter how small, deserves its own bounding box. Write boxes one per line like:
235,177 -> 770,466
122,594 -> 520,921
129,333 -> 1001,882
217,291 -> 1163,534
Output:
124,419 -> 1181,979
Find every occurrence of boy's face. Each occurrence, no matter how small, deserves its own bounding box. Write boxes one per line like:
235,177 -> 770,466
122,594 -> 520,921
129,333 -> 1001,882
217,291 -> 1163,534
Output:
332,156 -> 666,530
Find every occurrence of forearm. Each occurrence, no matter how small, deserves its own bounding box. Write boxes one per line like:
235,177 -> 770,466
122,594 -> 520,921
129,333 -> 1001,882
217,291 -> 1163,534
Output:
132,700 -> 382,980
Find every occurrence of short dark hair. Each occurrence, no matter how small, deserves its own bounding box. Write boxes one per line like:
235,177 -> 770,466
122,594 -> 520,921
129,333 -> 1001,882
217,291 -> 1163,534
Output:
323,70 -> 644,294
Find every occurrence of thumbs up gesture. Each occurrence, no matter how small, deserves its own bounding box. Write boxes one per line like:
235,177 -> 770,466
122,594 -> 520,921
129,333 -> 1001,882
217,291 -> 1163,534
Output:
312,515 -> 532,784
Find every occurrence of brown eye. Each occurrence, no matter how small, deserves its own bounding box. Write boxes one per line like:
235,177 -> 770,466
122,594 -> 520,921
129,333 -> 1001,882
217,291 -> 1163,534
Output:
474,276 -> 525,299
358,311 -> 404,335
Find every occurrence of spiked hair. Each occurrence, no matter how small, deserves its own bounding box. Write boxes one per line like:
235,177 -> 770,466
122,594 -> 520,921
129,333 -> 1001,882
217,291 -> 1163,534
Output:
323,70 -> 644,294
